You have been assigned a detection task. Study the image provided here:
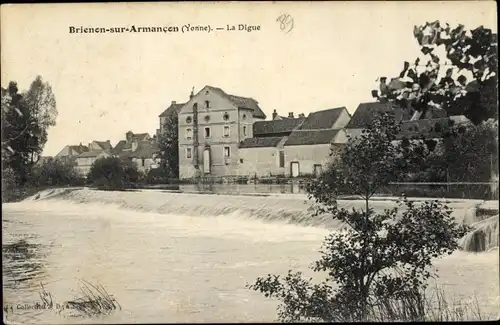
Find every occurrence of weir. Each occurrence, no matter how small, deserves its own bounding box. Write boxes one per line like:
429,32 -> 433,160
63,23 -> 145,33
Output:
23,188 -> 499,252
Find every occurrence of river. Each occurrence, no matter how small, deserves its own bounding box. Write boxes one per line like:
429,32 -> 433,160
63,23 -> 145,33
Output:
2,188 -> 499,323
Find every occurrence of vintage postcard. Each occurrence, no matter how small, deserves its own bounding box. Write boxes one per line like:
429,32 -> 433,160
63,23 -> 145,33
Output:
1,1 -> 498,323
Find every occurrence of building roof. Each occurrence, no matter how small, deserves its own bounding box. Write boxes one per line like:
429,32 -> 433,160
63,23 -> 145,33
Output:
111,140 -> 131,155
345,102 -> 411,129
284,129 -> 340,146
159,102 -> 186,117
67,145 -> 89,155
93,140 -> 113,151
397,116 -> 471,140
239,137 -> 284,149
77,150 -> 109,158
205,85 -> 267,119
299,107 -> 347,130
133,133 -> 150,141
119,141 -> 158,159
253,118 -> 305,136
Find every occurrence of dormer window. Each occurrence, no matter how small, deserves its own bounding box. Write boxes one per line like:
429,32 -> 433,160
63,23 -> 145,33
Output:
205,100 -> 210,109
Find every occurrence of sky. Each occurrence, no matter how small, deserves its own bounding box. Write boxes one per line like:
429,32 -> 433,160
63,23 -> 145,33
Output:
1,1 -> 497,156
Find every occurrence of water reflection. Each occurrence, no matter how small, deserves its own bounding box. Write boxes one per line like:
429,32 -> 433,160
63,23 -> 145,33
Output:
2,237 -> 49,290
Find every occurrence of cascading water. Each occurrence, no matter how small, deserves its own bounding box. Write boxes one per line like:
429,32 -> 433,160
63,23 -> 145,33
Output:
23,188 -> 498,252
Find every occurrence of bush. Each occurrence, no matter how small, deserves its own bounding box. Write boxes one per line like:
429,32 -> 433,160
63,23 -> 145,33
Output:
87,157 -> 141,190
248,112 -> 471,322
29,157 -> 84,187
142,167 -> 171,185
2,167 -> 20,202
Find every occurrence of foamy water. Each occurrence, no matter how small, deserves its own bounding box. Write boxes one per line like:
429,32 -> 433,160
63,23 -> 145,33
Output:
2,189 -> 499,323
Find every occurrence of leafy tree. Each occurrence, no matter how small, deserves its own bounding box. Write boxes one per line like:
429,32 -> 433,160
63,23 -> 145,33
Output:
87,157 -> 140,189
23,75 -> 57,161
1,77 -> 57,183
29,157 -> 84,187
248,113 -> 470,322
423,119 -> 498,182
372,22 -> 497,125
157,110 -> 179,178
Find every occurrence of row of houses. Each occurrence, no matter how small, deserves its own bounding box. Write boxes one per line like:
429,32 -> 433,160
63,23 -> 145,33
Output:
55,132 -> 159,176
53,84 -> 470,180
158,85 -> 471,180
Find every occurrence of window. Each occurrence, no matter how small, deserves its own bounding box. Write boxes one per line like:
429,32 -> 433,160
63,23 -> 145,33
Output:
279,150 -> 285,168
186,116 -> 192,123
205,100 -> 210,109
224,146 -> 231,158
223,126 -> 230,137
204,115 -> 211,122
223,112 -> 229,121
243,126 -> 247,136
204,127 -> 211,138
240,158 -> 244,163
186,128 -> 193,139
242,114 -> 247,120
186,147 -> 192,159
141,158 -> 145,167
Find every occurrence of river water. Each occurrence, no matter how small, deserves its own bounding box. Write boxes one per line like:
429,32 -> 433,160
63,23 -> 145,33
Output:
2,188 -> 499,323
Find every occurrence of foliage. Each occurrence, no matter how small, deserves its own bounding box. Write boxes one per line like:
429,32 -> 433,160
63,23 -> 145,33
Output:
1,77 -> 58,184
157,110 -> 179,178
248,112 -> 470,322
29,157 -> 84,187
372,22 -> 497,125
87,157 -> 141,189
1,167 -> 20,202
441,120 -> 498,182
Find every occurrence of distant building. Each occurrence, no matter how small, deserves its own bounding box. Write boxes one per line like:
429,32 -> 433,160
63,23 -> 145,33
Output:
75,150 -> 111,176
112,131 -> 159,173
55,144 -> 89,165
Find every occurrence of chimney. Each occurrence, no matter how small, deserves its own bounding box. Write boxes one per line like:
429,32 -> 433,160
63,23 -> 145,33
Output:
189,86 -> 195,99
288,112 -> 294,118
171,100 -> 176,105
298,113 -> 305,118
272,109 -> 278,120
126,131 -> 133,143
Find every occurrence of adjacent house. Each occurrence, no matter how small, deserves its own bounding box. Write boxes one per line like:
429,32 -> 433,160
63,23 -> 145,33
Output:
282,107 -> 350,177
178,85 -> 266,179
238,107 -> 351,178
158,101 -> 186,136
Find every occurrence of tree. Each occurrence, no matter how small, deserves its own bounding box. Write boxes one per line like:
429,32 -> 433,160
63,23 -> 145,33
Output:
87,156 -> 140,189
1,76 -> 58,183
428,119 -> 498,182
23,75 -> 57,162
156,110 -> 179,179
1,82 -> 42,183
372,22 -> 497,125
248,113 -> 470,322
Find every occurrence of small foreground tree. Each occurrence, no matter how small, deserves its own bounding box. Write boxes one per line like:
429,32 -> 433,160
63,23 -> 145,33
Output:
248,112 -> 470,322
87,157 -> 140,190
